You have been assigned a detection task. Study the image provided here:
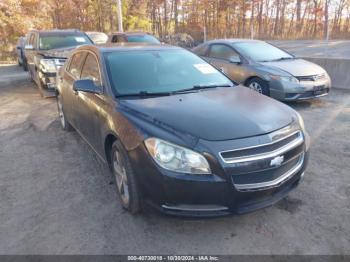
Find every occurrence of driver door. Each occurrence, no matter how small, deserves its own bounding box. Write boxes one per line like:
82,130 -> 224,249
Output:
75,52 -> 105,152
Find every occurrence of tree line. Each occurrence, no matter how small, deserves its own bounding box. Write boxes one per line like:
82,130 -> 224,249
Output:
1,0 -> 350,60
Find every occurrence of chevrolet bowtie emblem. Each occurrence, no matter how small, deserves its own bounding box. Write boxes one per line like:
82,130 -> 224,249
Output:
270,155 -> 284,167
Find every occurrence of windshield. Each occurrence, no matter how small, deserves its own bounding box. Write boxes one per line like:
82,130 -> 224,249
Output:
233,42 -> 293,62
105,49 -> 233,95
126,35 -> 160,44
39,34 -> 92,50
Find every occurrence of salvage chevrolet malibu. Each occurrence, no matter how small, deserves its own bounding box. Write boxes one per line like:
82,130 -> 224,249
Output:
56,44 -> 310,217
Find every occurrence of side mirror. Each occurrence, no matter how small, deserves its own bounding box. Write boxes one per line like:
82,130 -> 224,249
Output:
25,45 -> 34,50
73,79 -> 102,94
229,56 -> 241,64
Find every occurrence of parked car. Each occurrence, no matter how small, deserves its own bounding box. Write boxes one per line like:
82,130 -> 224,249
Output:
86,31 -> 108,44
192,39 -> 331,101
56,43 -> 309,216
108,32 -> 160,44
24,29 -> 93,95
15,36 -> 27,70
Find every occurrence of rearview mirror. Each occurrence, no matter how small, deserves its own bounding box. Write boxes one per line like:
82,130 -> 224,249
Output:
73,79 -> 102,94
229,56 -> 241,64
25,45 -> 34,50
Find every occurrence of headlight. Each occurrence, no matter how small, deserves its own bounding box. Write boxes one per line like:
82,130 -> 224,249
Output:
271,75 -> 299,83
39,59 -> 57,73
144,138 -> 211,175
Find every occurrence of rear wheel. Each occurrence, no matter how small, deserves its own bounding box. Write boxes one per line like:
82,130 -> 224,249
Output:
56,94 -> 73,131
246,77 -> 270,96
111,140 -> 141,214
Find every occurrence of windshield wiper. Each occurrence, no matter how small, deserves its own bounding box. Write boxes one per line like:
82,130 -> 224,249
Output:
172,84 -> 232,94
116,91 -> 171,98
116,84 -> 232,98
259,57 -> 294,62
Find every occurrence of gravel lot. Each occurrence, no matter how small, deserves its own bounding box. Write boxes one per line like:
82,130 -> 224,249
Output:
0,64 -> 349,255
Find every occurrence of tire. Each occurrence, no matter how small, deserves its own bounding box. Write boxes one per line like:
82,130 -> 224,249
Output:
23,62 -> 28,71
28,68 -> 35,82
111,140 -> 141,214
56,94 -> 73,131
246,77 -> 270,96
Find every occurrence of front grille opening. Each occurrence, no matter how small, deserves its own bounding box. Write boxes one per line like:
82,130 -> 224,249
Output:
220,131 -> 301,161
220,129 -> 305,191
228,143 -> 304,174
296,74 -> 326,82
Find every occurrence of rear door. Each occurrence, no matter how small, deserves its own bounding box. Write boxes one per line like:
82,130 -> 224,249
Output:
61,51 -> 87,127
207,44 -> 246,84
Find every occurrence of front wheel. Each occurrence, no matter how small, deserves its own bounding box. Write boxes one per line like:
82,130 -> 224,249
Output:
56,94 -> 73,131
246,77 -> 270,96
111,140 -> 141,214
23,62 -> 28,71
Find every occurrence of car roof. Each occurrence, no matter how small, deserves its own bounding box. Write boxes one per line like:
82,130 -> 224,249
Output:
204,38 -> 264,45
75,43 -> 181,53
86,31 -> 106,35
110,31 -> 152,36
28,29 -> 85,36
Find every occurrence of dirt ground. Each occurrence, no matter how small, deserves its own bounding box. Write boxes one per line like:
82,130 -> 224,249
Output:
0,64 -> 349,255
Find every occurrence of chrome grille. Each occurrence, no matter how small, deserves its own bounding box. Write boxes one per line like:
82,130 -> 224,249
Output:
220,130 -> 305,191
234,153 -> 304,191
296,73 -> 326,82
220,131 -> 303,164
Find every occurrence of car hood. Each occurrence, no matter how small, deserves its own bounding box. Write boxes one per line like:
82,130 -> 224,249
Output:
38,46 -> 78,59
119,86 -> 295,141
260,58 -> 325,77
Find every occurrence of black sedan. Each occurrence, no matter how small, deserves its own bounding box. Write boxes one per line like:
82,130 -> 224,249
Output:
56,44 -> 309,217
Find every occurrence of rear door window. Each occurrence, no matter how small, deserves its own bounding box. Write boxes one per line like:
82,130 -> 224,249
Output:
117,35 -> 126,42
209,44 -> 239,61
80,53 -> 101,86
68,52 -> 86,79
111,35 -> 125,43
194,44 -> 209,57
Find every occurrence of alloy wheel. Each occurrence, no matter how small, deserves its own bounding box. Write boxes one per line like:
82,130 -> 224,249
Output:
249,81 -> 263,94
113,150 -> 130,207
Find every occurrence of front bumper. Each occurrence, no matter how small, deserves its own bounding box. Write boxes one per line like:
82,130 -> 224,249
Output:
128,130 -> 310,217
269,77 -> 331,101
38,71 -> 58,90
